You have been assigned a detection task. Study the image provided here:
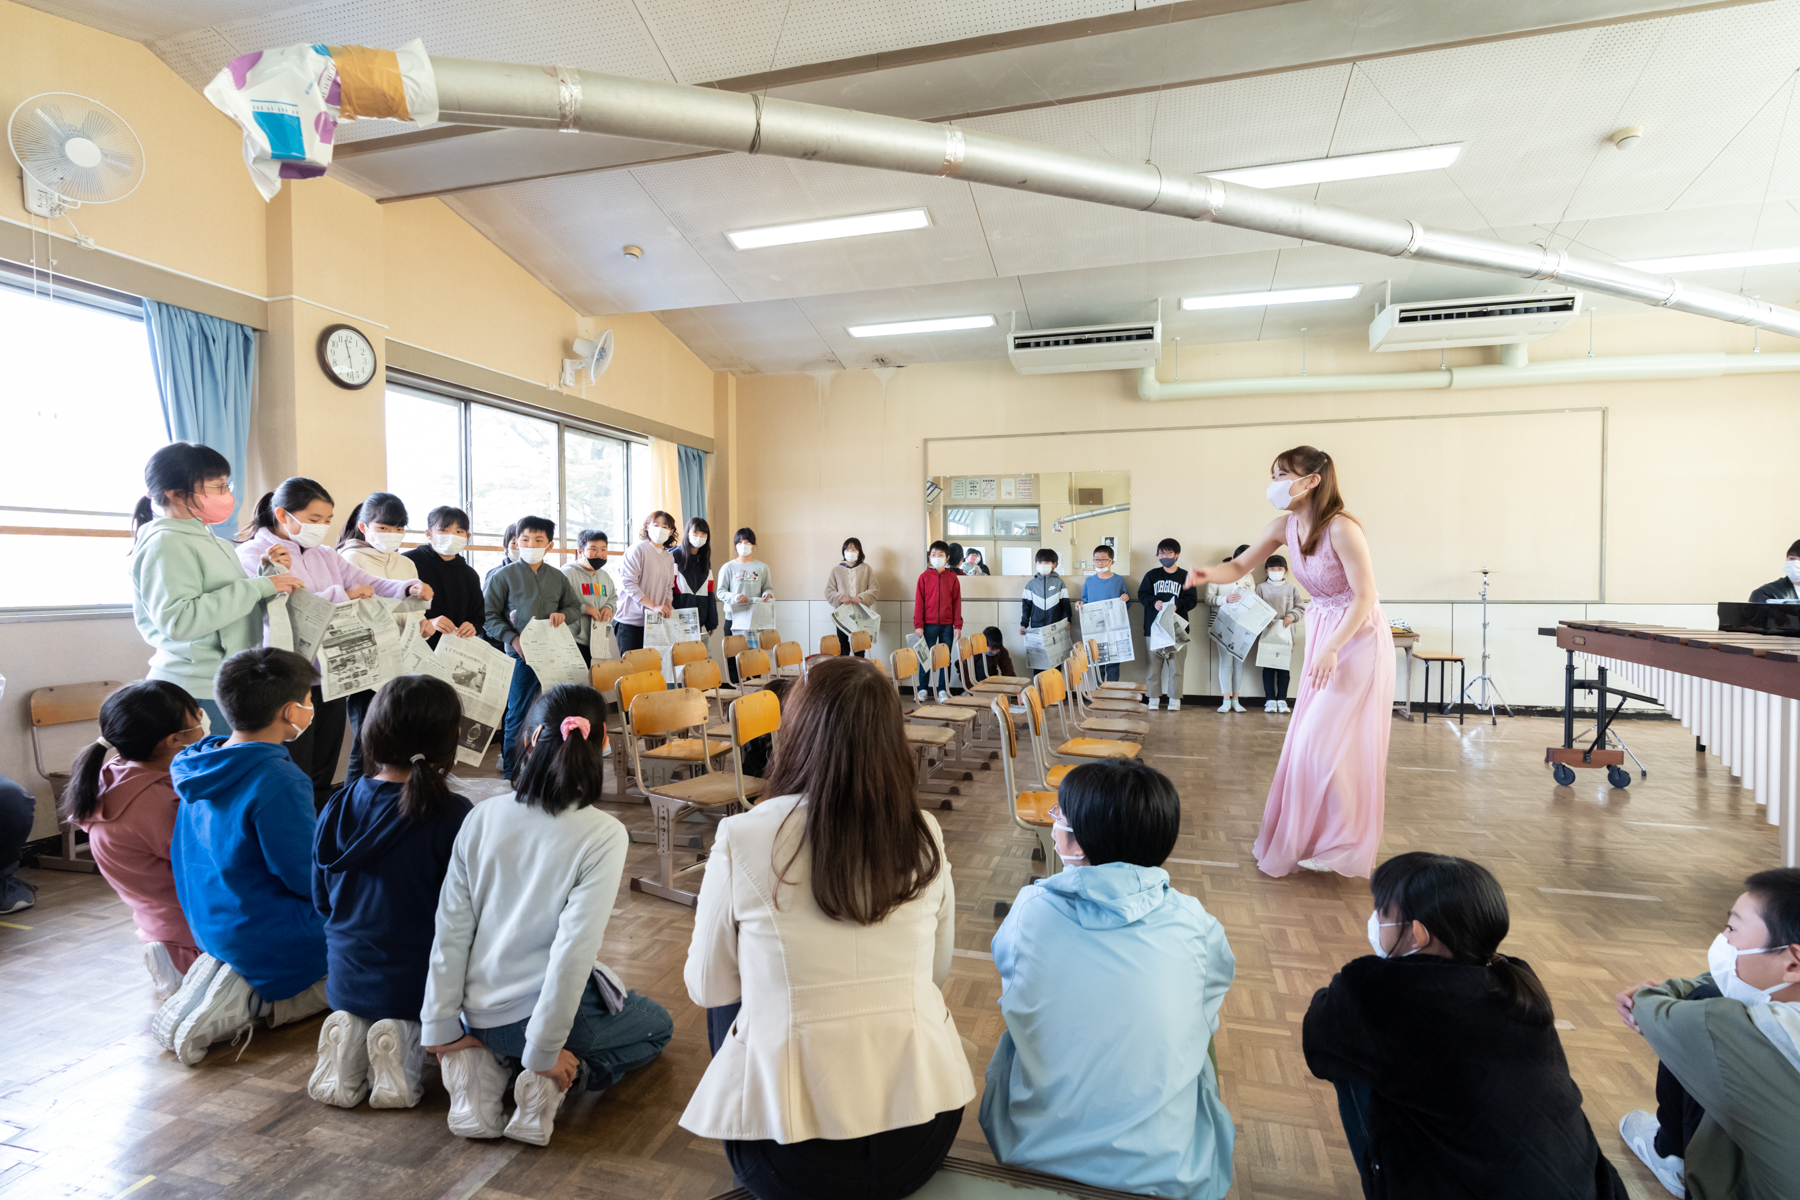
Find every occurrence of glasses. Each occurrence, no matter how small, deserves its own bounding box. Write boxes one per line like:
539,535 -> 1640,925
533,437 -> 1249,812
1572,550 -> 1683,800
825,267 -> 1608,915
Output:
1048,803 -> 1065,825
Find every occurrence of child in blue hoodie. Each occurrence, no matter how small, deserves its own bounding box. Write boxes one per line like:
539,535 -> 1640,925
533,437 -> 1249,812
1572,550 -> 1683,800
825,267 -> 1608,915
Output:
310,675 -> 472,1110
157,647 -> 328,1066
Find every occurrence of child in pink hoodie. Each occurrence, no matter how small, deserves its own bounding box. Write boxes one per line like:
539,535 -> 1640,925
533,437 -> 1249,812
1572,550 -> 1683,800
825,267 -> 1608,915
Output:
65,680 -> 209,1000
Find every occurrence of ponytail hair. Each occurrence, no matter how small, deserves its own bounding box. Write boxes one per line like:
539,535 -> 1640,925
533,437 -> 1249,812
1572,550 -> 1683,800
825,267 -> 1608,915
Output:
1371,851 -> 1554,1026
512,685 -> 610,814
240,477 -> 333,542
136,442 -> 233,535
1272,445 -> 1357,558
61,681 -> 199,824
337,492 -> 409,548
358,675 -> 461,820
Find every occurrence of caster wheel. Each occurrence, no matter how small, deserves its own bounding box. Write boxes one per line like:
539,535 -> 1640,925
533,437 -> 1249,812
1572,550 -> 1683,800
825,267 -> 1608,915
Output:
1607,765 -> 1631,789
1552,763 -> 1576,787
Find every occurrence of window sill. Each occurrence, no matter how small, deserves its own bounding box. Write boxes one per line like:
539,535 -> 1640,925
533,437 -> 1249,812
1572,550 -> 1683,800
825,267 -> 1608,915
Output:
0,605 -> 134,624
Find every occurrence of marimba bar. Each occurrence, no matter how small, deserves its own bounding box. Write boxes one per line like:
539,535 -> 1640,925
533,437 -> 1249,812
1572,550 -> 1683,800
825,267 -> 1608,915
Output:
1555,622 -> 1800,868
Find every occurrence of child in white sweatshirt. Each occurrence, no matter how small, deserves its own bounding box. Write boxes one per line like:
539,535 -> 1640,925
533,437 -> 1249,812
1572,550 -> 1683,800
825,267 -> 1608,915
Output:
420,684 -> 672,1146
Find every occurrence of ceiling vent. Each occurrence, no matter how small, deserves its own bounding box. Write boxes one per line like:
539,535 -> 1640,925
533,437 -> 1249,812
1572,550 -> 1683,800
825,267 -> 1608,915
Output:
1008,319 -> 1162,375
1369,291 -> 1581,351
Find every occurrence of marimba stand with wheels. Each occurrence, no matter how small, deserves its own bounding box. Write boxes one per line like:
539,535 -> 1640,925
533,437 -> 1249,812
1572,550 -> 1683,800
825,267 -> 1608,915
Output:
1542,632 -> 1654,789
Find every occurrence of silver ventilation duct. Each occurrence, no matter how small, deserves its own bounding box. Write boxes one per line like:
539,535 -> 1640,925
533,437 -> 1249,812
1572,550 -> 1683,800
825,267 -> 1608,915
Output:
429,57 -> 1800,339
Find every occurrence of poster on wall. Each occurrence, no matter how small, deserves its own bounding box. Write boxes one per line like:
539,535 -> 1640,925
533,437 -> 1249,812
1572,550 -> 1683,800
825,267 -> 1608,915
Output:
1015,476 -> 1034,501
1000,477 -> 1016,500
979,478 -> 997,500
950,477 -> 968,500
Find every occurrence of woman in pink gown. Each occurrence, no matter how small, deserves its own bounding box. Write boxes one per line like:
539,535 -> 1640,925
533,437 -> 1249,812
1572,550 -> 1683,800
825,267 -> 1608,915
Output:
1186,446 -> 1393,877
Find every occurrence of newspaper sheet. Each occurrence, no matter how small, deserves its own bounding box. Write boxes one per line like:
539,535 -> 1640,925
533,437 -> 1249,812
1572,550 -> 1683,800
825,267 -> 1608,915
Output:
265,594 -> 294,653
1148,603 -> 1191,653
906,631 -> 929,664
282,587 -> 338,662
317,598 -> 406,702
748,598 -> 779,631
396,619 -> 456,685
1209,590 -> 1276,661
644,608 -> 703,681
1255,620 -> 1293,670
434,634 -> 515,767
519,617 -> 590,690
1079,597 -> 1134,667
832,601 -> 881,638
1024,619 -> 1073,670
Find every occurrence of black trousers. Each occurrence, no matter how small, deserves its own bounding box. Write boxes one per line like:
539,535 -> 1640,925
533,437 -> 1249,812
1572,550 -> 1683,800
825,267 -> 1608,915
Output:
616,622 -> 646,655
1262,667 -> 1291,701
344,689 -> 374,784
285,686 -> 347,811
706,1003 -> 961,1200
1333,1078 -> 1377,1199
1654,982 -> 1721,1158
834,631 -> 867,658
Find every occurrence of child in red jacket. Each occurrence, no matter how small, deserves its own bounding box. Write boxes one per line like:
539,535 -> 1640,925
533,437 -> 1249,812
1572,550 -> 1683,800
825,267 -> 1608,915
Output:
912,541 -> 963,701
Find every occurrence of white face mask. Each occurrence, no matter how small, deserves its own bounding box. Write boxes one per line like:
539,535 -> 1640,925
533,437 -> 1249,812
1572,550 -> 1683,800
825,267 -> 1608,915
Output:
1052,816 -> 1086,865
1268,570 -> 1286,582
930,556 -> 947,569
517,546 -> 547,565
1367,911 -> 1409,958
286,519 -> 330,548
366,529 -> 405,553
1267,477 -> 1299,510
689,533 -> 708,548
844,550 -> 860,564
1036,564 -> 1053,576
1708,931 -> 1793,1006
737,544 -> 754,559
1786,560 -> 1800,584
431,532 -> 467,556
1093,562 -> 1111,574
649,526 -> 672,545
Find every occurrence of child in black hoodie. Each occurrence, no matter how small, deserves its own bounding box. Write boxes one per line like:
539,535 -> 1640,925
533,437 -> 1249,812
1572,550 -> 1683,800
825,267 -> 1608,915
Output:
1136,537 -> 1199,711
310,675 -> 472,1111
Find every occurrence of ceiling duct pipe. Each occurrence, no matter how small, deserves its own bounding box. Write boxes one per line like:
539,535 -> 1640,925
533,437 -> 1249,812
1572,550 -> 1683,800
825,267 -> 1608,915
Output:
427,56 -> 1800,339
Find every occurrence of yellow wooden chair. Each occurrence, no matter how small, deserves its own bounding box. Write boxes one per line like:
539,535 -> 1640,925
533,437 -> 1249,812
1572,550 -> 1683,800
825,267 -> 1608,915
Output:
907,647 -> 987,773
817,635 -> 843,657
671,640 -> 709,675
679,657 -> 735,737
615,669 -> 668,797
1026,676 -> 1141,774
628,688 -> 739,907
1092,634 -> 1147,697
622,647 -> 662,676
727,688 -> 781,807
771,640 -> 805,680
757,629 -> 781,650
1019,685 -> 1073,791
995,694 -> 1059,883
892,646 -> 960,805
1061,647 -> 1147,739
849,630 -> 874,657
735,646 -> 773,694
936,637 -> 1004,754
1080,638 -> 1147,710
589,660 -> 649,833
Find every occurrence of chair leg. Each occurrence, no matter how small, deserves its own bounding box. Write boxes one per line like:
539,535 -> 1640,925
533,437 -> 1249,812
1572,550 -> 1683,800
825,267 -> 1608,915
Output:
630,795 -> 701,907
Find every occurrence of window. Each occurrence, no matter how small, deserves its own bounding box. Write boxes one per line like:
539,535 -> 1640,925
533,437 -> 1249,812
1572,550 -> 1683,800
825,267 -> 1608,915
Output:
381,373 -> 648,580
944,508 -> 991,537
0,274 -> 166,612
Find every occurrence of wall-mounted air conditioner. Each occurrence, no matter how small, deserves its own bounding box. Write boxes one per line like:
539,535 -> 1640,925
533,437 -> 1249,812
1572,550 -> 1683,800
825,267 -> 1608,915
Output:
1008,319 -> 1162,375
1369,291 -> 1581,351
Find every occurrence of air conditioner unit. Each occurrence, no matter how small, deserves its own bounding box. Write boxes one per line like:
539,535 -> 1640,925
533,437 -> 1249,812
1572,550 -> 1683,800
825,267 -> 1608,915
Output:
1008,319 -> 1161,375
1368,291 -> 1581,352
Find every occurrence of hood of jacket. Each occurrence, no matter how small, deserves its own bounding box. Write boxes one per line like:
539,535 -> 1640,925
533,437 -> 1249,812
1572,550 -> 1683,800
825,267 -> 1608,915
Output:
85,759 -> 172,824
134,515 -> 221,549
169,735 -> 296,802
1033,861 -> 1172,930
313,777 -> 412,873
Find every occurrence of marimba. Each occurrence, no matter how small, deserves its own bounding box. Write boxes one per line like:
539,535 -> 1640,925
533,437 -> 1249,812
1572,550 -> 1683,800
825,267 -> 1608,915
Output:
1552,621 -> 1800,866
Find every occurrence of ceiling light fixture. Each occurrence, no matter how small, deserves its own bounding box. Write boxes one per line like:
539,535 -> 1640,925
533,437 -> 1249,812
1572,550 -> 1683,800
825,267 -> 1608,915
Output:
1206,144 -> 1462,189
847,314 -> 995,338
727,207 -> 931,250
1620,246 -> 1800,273
1182,284 -> 1362,311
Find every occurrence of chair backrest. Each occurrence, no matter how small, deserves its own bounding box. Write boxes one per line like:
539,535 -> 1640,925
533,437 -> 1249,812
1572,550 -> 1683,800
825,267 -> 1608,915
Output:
818,635 -> 843,657
629,687 -> 709,739
672,640 -> 708,668
993,694 -> 1022,797
971,631 -> 989,655
1064,646 -> 1089,694
723,633 -> 749,660
623,648 -> 662,674
617,669 -> 668,719
1085,638 -> 1099,662
1036,667 -> 1067,707
757,629 -> 781,649
932,641 -> 952,671
30,681 -> 126,782
730,688 -> 781,746
590,659 -> 632,695
850,630 -> 874,655
737,647 -> 771,680
775,641 -> 803,669
1022,683 -> 1045,736
679,659 -> 723,693
891,646 -> 919,681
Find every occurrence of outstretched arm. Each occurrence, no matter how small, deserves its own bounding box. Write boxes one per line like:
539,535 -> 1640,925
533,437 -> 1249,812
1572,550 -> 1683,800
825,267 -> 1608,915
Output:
1184,513 -> 1288,590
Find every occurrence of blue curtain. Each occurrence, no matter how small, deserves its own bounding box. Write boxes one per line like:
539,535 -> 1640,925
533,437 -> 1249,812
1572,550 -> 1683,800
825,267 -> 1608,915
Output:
143,299 -> 258,535
678,444 -> 707,524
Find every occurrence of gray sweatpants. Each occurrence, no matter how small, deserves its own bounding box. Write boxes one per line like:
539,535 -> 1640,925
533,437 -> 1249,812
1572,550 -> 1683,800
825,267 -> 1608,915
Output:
1150,646 -> 1182,700
1217,650 -> 1245,695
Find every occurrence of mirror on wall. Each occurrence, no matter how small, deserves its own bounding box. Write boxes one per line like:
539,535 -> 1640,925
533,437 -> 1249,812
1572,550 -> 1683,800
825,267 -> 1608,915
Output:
925,472 -> 1129,576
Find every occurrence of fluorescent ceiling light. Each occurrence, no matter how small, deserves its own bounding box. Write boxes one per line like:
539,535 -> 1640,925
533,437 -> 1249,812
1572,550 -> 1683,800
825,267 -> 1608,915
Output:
1620,246 -> 1800,273
726,207 -> 931,250
847,314 -> 996,338
1207,144 -> 1462,189
1182,284 -> 1362,311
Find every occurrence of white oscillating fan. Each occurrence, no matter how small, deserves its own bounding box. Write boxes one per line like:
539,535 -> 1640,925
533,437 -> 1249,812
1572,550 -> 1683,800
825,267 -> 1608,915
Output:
561,328 -> 615,387
8,93 -> 145,219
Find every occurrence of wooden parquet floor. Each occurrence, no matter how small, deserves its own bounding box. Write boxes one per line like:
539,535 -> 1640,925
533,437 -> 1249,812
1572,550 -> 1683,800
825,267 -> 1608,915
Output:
0,710 -> 1776,1200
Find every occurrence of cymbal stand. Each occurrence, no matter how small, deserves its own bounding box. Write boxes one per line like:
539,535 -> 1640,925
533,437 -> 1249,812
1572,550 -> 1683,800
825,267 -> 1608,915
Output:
1458,568 -> 1512,723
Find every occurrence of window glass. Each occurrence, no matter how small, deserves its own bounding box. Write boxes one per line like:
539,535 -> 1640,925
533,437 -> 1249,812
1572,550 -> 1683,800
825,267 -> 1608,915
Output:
628,441 -> 652,543
993,508 -> 1040,538
383,387 -> 462,535
945,508 -> 991,537
565,429 -> 627,556
0,281 -> 165,609
469,406 -> 557,578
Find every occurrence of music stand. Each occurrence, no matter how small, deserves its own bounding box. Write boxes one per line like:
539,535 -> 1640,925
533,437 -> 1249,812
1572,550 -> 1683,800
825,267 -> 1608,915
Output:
1458,568 -> 1512,723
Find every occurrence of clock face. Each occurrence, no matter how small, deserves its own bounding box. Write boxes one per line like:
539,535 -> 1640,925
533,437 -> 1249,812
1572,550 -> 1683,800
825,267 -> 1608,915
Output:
318,324 -> 377,389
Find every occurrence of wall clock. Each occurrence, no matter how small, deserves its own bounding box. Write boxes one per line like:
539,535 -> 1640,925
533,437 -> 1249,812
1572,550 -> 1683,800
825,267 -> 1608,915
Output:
317,323 -> 377,390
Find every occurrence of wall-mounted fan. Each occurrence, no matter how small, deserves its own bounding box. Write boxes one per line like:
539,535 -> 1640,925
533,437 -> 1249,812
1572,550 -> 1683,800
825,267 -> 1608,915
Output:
8,93 -> 144,220
561,329 -> 615,387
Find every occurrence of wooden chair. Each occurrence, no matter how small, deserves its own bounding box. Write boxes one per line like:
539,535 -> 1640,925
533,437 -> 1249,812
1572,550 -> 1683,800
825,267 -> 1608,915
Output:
935,637 -> 1004,754
628,688 -> 741,907
671,640 -> 709,675
908,647 -> 988,773
589,660 -> 648,831
817,635 -> 843,657
757,629 -> 781,650
892,646 -> 961,805
735,646 -> 773,695
720,632 -> 749,686
1094,633 -> 1147,697
1061,648 -> 1147,739
1080,639 -> 1148,712
616,669 -> 668,798
850,630 -> 874,657
771,640 -> 804,680
995,694 -> 1059,886
30,680 -> 126,873
622,647 -> 663,676
1028,675 -> 1142,771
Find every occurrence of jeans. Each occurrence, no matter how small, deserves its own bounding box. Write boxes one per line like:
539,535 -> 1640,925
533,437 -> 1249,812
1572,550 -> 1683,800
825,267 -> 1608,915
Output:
1098,662 -> 1120,683
500,656 -> 542,779
915,624 -> 955,695
344,689 -> 374,783
706,1002 -> 962,1200
473,980 -> 673,1092
615,622 -> 646,655
1262,667 -> 1290,701
284,686 -> 348,810
1333,1078 -> 1376,1199
1654,982 -> 1722,1158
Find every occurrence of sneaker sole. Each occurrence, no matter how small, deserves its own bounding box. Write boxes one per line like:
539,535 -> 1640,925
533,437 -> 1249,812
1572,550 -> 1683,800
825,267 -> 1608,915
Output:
366,1020 -> 423,1110
152,953 -> 223,1050
502,1073 -> 564,1146
443,1049 -> 506,1139
173,966 -> 253,1067
308,1012 -> 371,1108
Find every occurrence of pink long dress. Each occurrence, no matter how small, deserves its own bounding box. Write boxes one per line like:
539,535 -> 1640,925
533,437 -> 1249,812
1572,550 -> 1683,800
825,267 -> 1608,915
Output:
1253,514 -> 1395,878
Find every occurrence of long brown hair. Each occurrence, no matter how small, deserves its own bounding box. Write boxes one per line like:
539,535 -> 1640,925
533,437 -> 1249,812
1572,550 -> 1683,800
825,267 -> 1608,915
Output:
764,657 -> 942,924
1274,445 -> 1357,557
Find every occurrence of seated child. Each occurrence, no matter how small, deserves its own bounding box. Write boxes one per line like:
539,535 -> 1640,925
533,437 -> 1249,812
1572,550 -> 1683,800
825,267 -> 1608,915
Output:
422,685 -> 673,1146
976,625 -> 1018,682
981,759 -> 1236,1200
737,675 -> 793,780
64,680 -> 208,1000
1615,868 -> 1800,1200
158,648 -> 328,1066
309,675 -> 473,1110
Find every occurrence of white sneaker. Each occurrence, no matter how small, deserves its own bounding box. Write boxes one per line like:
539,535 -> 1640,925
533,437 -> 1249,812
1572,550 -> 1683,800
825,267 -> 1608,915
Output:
1147,696 -> 1162,711
1168,699 -> 1181,712
1217,701 -> 1232,713
1231,699 -> 1246,713
442,1045 -> 508,1139
173,962 -> 255,1066
1297,858 -> 1334,873
152,952 -> 223,1050
1263,700 -> 1274,712
503,1067 -> 570,1146
367,1018 -> 426,1109
1620,1110 -> 1686,1197
917,689 -> 934,704
308,1011 -> 372,1108
144,943 -> 185,1003
1278,700 -> 1290,713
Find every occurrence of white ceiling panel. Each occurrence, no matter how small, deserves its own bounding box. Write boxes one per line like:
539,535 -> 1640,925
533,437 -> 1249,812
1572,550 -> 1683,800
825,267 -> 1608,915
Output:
797,277 -> 1029,368
655,299 -> 841,374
